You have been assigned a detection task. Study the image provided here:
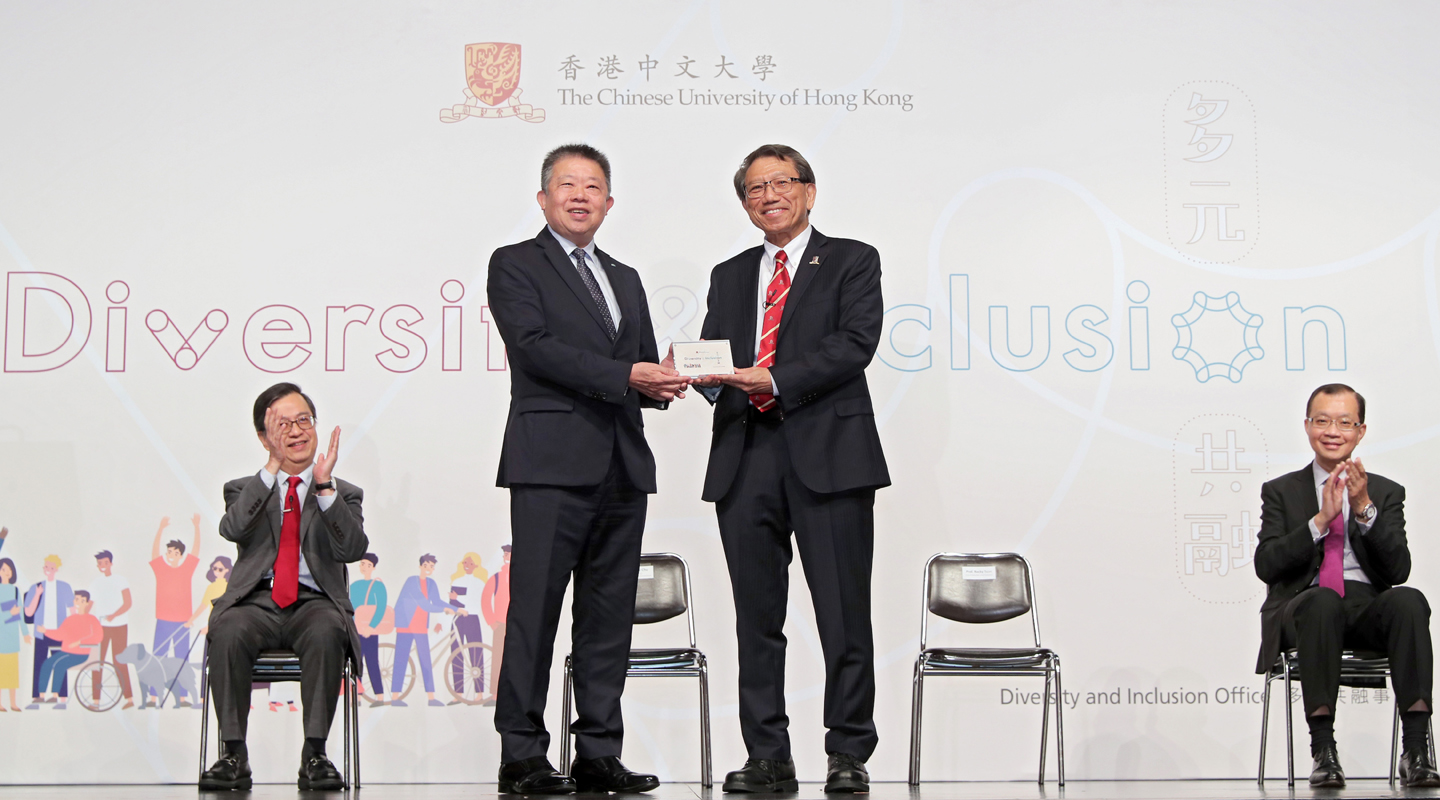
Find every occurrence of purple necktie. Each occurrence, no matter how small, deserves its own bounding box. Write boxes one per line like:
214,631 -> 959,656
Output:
1318,512 -> 1346,597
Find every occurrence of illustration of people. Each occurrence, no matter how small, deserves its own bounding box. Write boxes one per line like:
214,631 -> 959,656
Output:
391,554 -> 464,707
31,589 -> 102,709
349,552 -> 387,706
148,514 -> 201,707
0,550 -> 33,712
481,544 -> 511,705
448,552 -> 488,703
187,556 -> 232,634
23,554 -> 73,708
90,549 -> 135,709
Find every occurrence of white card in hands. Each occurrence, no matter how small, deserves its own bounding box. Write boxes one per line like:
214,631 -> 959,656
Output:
673,340 -> 734,377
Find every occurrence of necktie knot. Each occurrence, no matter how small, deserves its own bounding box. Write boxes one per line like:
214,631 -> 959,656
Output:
287,476 -> 303,492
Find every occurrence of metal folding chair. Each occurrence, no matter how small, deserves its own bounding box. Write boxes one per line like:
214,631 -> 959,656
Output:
198,645 -> 362,788
1257,648 -> 1435,786
908,552 -> 1064,786
560,552 -> 712,787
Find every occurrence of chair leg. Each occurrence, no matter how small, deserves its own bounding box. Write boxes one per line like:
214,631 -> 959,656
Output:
1257,674 -> 1272,785
1053,657 -> 1065,787
342,663 -> 352,789
1283,661 -> 1295,788
1038,666 -> 1051,785
560,655 -> 574,774
908,656 -> 924,786
197,644 -> 210,782
1391,699 -> 1401,786
699,656 -> 713,788
351,667 -> 362,789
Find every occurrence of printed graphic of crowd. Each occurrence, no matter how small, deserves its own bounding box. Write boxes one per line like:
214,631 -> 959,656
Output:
0,520 -> 511,713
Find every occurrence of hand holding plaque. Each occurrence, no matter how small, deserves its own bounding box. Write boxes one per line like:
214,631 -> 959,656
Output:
673,340 -> 735,378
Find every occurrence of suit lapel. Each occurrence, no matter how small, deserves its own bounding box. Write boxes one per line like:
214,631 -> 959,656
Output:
1293,465 -> 1320,522
777,229 -> 827,342
536,227 -> 612,340
738,250 -> 762,367
267,482 -> 284,548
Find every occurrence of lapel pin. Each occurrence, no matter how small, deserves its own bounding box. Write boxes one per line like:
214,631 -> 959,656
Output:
809,256 -> 820,265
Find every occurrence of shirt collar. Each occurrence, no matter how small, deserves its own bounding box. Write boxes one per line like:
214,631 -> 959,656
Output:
280,465 -> 315,488
548,227 -> 598,264
763,225 -> 813,270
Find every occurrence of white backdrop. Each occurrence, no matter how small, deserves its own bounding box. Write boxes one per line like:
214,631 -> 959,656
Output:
3,0 -> 1440,784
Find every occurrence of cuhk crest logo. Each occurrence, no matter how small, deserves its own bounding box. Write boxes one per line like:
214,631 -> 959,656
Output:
440,42 -> 546,123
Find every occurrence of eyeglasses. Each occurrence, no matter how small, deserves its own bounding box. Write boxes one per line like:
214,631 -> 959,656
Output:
1307,416 -> 1360,432
277,414 -> 316,431
745,177 -> 807,198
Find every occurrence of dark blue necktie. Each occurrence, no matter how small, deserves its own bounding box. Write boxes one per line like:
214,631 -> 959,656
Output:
573,249 -> 617,340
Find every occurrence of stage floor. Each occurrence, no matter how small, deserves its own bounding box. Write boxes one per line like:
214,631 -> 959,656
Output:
5,782 -> 1440,799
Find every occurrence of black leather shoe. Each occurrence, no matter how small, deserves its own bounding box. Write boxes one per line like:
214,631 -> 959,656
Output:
722,758 -> 798,793
571,755 -> 660,793
1309,744 -> 1345,788
498,756 -> 577,795
198,752 -> 252,791
824,753 -> 869,793
1401,748 -> 1440,787
298,755 -> 345,790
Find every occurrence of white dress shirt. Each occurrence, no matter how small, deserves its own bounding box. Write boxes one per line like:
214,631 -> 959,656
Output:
1307,461 -> 1376,586
259,465 -> 335,592
549,227 -> 623,328
753,225 -> 812,397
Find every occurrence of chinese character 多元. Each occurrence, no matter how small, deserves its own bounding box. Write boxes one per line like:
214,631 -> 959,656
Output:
752,55 -> 777,81
597,55 -> 624,80
638,55 -> 658,81
1351,688 -> 1369,704
1184,203 -> 1246,243
1193,430 -> 1251,474
1185,93 -> 1233,163
715,55 -> 737,79
558,55 -> 584,81
675,56 -> 699,79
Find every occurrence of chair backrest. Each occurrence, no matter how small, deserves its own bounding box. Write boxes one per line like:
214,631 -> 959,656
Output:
633,553 -> 696,647
921,553 -> 1042,648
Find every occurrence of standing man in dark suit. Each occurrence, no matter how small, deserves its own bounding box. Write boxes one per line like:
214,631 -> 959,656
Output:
199,382 -> 368,791
1255,383 -> 1438,787
691,144 -> 890,793
487,143 -> 687,795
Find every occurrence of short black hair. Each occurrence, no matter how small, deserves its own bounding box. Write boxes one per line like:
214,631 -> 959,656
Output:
420,553 -> 437,566
733,143 -> 816,201
1306,383 -> 1366,424
74,590 -> 91,602
541,144 -> 612,195
252,382 -> 317,433
167,539 -> 186,555
94,550 -> 113,562
500,544 -> 512,553
362,553 -> 379,566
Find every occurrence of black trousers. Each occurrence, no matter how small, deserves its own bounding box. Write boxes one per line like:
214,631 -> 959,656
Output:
495,454 -> 647,763
716,411 -> 878,762
207,585 -> 349,741
1282,581 -> 1433,717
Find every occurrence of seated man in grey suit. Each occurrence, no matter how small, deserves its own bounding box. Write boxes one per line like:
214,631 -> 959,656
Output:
200,382 -> 369,791
1255,383 -> 1438,788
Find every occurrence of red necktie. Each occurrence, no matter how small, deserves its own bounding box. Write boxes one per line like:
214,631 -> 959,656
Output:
272,476 -> 303,608
1318,512 -> 1346,597
750,250 -> 791,412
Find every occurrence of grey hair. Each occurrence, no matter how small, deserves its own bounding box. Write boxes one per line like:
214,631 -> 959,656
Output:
541,143 -> 612,196
733,144 -> 815,200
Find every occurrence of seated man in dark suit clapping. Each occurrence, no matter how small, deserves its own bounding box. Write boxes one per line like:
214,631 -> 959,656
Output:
1255,383 -> 1438,788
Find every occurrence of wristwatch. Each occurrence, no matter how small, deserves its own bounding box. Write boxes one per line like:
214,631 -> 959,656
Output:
1355,502 -> 1377,524
314,480 -> 335,493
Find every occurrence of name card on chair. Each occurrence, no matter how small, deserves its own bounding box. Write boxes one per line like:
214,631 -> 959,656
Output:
962,565 -> 996,581
638,564 -> 654,580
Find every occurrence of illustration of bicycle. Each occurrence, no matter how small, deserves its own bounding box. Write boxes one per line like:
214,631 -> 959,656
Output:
363,627 -> 491,705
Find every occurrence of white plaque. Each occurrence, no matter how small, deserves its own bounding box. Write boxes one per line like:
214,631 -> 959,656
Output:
673,340 -> 734,377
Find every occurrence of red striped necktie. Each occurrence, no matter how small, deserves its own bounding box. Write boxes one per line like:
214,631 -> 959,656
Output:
750,250 -> 791,412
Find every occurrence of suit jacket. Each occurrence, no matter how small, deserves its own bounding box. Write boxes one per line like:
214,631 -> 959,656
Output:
487,227 -> 665,492
699,228 -> 891,501
210,474 -> 369,671
1253,464 -> 1410,673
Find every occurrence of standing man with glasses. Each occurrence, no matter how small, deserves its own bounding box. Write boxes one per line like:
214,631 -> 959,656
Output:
486,143 -> 686,794
199,382 -> 368,791
690,144 -> 890,793
1255,383 -> 1439,788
